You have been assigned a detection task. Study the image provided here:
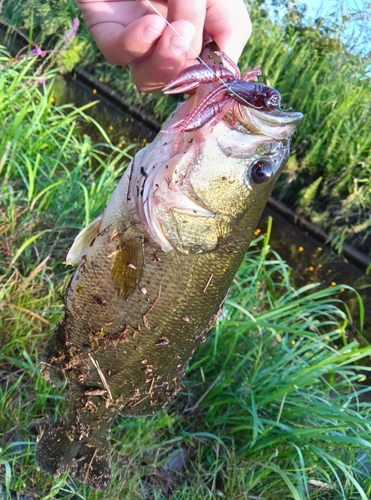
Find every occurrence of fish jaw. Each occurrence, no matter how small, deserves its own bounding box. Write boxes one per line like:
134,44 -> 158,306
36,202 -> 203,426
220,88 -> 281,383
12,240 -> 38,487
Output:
236,106 -> 304,139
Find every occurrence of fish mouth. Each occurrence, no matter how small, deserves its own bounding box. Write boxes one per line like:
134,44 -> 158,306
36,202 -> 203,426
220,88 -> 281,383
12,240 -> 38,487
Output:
236,107 -> 304,139
251,108 -> 303,126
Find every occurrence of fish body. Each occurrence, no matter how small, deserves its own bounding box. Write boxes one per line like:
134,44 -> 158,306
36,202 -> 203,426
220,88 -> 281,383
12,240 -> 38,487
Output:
36,54 -> 302,490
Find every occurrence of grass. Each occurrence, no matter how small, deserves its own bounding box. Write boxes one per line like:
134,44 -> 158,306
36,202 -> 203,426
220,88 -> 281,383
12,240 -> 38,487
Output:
1,48 -> 371,499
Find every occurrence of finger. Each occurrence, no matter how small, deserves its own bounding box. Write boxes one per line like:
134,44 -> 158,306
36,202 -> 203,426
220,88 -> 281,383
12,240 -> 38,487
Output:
78,1 -> 149,28
205,0 -> 251,63
129,20 -> 196,92
166,0 -> 206,59
88,14 -> 168,66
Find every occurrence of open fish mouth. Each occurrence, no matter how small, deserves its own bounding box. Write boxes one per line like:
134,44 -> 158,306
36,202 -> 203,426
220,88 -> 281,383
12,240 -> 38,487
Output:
235,106 -> 304,139
251,108 -> 304,125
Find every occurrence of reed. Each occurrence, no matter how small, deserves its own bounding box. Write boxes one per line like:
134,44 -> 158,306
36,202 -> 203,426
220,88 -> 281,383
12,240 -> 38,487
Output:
240,2 -> 371,254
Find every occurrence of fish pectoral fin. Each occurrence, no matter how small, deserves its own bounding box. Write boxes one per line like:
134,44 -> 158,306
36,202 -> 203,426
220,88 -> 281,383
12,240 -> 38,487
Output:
110,237 -> 144,299
66,214 -> 102,265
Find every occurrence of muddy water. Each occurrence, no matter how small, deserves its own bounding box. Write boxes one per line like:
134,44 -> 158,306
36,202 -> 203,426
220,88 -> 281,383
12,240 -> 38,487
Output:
52,74 -> 157,148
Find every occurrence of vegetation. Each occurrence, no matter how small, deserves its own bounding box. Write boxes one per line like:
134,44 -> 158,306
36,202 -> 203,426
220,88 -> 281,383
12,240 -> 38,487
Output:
1,0 -> 370,256
243,0 -> 371,256
1,48 -> 371,499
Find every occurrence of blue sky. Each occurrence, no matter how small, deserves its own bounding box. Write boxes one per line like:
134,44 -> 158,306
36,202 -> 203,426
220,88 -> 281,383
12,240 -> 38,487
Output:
286,0 -> 370,55
300,0 -> 364,18
267,0 -> 367,27
301,0 -> 327,17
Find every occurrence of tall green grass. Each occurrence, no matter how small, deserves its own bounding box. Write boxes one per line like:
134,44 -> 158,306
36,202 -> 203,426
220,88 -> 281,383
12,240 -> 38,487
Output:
1,49 -> 371,499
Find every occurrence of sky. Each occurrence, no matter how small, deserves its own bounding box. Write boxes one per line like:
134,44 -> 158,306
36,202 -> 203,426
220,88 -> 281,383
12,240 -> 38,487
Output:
300,0 -> 365,18
265,0 -> 367,28
282,0 -> 370,56
301,0 -> 327,17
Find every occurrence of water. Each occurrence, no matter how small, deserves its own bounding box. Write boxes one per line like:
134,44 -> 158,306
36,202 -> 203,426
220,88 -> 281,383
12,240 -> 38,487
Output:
52,73 -> 157,148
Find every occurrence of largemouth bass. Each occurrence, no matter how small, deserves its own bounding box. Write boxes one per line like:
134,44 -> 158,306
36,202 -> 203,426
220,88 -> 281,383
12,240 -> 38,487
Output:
36,49 -> 302,490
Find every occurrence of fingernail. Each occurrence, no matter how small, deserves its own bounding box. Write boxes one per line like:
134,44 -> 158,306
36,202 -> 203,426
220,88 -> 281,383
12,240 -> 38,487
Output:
169,35 -> 194,55
142,25 -> 162,43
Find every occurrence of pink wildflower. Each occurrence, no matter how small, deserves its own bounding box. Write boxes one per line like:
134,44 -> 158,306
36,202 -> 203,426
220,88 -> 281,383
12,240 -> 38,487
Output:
30,47 -> 45,58
62,18 -> 79,49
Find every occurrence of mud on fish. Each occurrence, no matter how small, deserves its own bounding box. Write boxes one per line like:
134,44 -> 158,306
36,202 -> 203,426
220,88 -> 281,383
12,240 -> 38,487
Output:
36,47 -> 302,490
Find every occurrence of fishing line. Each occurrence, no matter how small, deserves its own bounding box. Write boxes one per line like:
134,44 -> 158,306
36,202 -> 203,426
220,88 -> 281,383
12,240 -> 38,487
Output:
143,0 -> 256,108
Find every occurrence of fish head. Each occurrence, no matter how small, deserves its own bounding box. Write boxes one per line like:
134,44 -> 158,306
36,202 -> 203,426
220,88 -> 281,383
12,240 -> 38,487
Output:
135,104 -> 302,254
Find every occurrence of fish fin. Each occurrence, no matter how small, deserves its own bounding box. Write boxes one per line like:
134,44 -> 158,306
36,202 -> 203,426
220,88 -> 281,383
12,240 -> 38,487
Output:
36,416 -> 111,490
66,214 -> 102,265
110,237 -> 144,299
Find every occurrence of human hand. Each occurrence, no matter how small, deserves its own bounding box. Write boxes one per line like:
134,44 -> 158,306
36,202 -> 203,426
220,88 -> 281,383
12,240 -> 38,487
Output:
76,0 -> 251,92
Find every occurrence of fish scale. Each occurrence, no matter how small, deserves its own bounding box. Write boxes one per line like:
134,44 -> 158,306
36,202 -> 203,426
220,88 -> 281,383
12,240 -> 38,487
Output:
36,46 -> 302,490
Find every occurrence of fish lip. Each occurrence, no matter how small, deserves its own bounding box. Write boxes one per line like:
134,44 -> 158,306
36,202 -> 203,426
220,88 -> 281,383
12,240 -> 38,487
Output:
248,108 -> 304,126
233,106 -> 304,139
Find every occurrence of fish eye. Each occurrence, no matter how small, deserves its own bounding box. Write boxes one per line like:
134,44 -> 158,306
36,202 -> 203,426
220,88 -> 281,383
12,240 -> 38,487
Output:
251,160 -> 274,184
